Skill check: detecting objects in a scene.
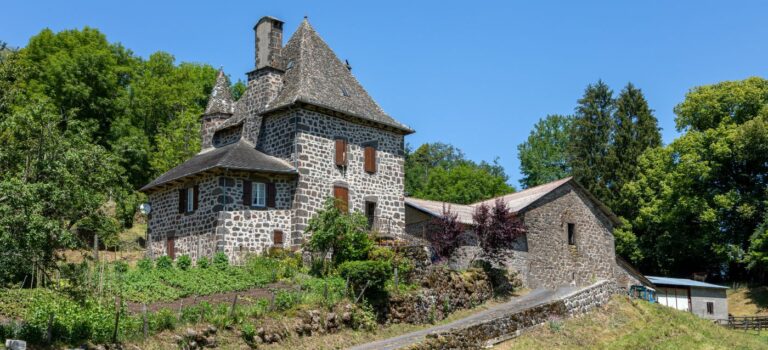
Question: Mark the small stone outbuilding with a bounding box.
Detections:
[405,177,646,290]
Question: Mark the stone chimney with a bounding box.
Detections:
[254,16,284,70]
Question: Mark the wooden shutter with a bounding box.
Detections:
[178,189,186,214]
[273,230,284,245]
[364,146,376,173]
[334,138,347,166]
[333,186,349,213]
[242,180,252,206]
[193,185,199,211]
[266,182,276,208]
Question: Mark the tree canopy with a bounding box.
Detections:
[405,142,514,204]
[517,114,572,188]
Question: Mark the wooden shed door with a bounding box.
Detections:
[167,237,176,259]
[333,186,349,213]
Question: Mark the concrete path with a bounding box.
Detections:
[349,285,580,350]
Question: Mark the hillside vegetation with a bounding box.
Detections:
[497,295,768,350]
[729,285,768,316]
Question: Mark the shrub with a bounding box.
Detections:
[241,323,256,342]
[213,252,229,269]
[152,308,177,332]
[274,290,301,311]
[306,198,374,272]
[176,255,192,270]
[137,258,153,271]
[368,246,394,262]
[338,260,393,302]
[155,256,173,269]
[114,261,128,274]
[196,257,210,269]
[265,246,290,259]
[351,303,377,331]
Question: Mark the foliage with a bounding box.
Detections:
[274,290,302,311]
[472,199,526,262]
[338,260,393,300]
[568,80,615,206]
[137,258,153,271]
[155,256,173,269]
[213,251,229,269]
[306,198,374,271]
[196,256,210,269]
[426,205,464,261]
[113,261,128,274]
[517,114,573,188]
[405,142,515,204]
[176,255,192,270]
[621,77,768,278]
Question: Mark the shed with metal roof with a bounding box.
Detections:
[646,276,729,320]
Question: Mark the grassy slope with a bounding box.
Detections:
[497,295,768,350]
[729,285,768,316]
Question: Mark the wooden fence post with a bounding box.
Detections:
[142,303,148,339]
[112,296,121,343]
[230,295,239,319]
[46,312,54,343]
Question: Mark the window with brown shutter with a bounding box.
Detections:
[242,180,252,206]
[273,230,284,246]
[364,146,376,173]
[178,189,186,214]
[333,186,349,213]
[167,236,175,259]
[267,182,276,208]
[334,138,347,166]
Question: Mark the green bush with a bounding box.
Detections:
[196,257,210,269]
[338,260,393,298]
[213,252,229,269]
[114,261,129,274]
[156,256,173,269]
[368,246,395,262]
[241,322,256,342]
[306,198,374,272]
[274,290,301,311]
[176,255,192,270]
[152,308,177,332]
[137,258,153,271]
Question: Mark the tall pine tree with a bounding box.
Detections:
[610,83,661,217]
[569,80,615,204]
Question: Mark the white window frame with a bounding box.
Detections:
[252,182,266,207]
[186,187,194,213]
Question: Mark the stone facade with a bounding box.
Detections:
[144,16,410,262]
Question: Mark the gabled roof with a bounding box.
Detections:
[204,70,235,116]
[404,177,621,226]
[263,19,413,134]
[140,140,296,192]
[646,276,729,290]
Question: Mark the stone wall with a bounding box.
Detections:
[212,123,243,148]
[201,114,230,150]
[521,182,617,288]
[290,108,406,245]
[408,280,619,350]
[216,209,292,264]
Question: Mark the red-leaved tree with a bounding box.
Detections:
[426,204,464,262]
[473,199,526,262]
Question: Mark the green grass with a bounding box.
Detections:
[496,295,768,350]
[729,284,768,316]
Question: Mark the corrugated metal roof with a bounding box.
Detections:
[405,197,475,225]
[645,276,728,289]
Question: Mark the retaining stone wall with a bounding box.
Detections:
[408,280,618,350]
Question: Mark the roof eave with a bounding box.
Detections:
[140,166,298,194]
[262,99,415,135]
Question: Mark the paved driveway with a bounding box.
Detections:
[349,285,580,350]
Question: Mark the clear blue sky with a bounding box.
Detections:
[3,1,767,188]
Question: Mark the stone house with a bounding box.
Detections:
[140,16,413,262]
[405,177,648,289]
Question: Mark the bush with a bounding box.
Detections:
[156,256,173,269]
[213,252,229,269]
[338,260,393,301]
[241,323,256,343]
[274,290,301,311]
[152,308,177,332]
[114,261,128,274]
[470,260,516,295]
[368,246,394,262]
[196,257,210,269]
[176,255,192,270]
[306,198,374,272]
[137,258,153,271]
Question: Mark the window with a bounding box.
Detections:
[364,145,377,174]
[178,185,198,213]
[567,223,576,245]
[273,230,284,246]
[365,201,376,228]
[252,182,266,207]
[706,302,714,315]
[187,188,194,213]
[335,138,347,166]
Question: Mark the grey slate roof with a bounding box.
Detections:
[405,177,621,226]
[263,19,413,134]
[204,70,235,116]
[140,140,296,192]
[646,276,729,289]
